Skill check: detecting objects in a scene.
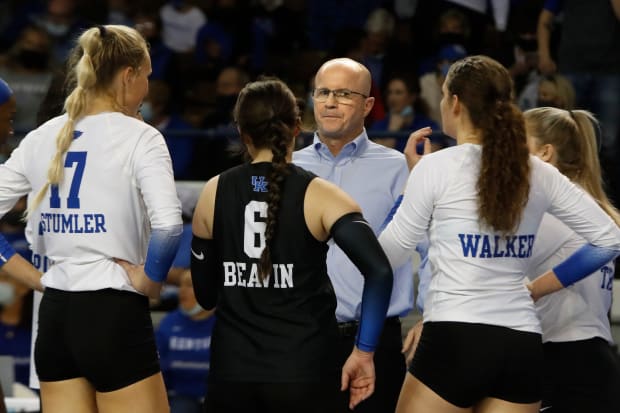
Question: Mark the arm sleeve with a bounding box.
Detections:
[553,244,619,286]
[330,212,393,352]
[144,225,183,282]
[190,235,219,310]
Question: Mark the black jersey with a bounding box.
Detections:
[210,162,339,382]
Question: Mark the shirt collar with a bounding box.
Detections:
[312,129,369,159]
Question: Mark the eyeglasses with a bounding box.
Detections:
[312,88,368,104]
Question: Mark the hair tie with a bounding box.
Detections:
[97,25,107,38]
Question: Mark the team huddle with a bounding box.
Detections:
[0,22,619,413]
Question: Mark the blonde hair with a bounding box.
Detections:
[27,25,147,217]
[524,107,620,226]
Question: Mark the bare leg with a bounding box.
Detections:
[396,372,472,413]
[40,378,97,413]
[474,397,540,413]
[96,372,169,413]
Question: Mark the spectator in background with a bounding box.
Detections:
[536,74,575,109]
[156,270,215,413]
[0,78,15,161]
[159,0,206,54]
[0,24,53,135]
[193,22,234,82]
[419,43,468,126]
[371,72,438,152]
[362,8,396,89]
[537,0,620,203]
[30,0,88,67]
[0,200,33,388]
[142,80,195,180]
[202,66,249,131]
[134,10,173,83]
[0,273,33,387]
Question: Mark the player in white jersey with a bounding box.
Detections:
[0,25,182,413]
[524,107,620,413]
[379,56,620,413]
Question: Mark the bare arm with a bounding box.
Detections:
[1,254,43,291]
[192,177,218,240]
[537,9,557,75]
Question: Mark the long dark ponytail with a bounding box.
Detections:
[233,79,299,280]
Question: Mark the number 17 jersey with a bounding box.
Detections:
[0,112,182,292]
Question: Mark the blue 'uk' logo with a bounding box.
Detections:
[251,176,268,192]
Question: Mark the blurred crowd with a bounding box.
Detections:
[1,0,601,180]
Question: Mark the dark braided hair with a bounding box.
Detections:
[233,79,299,280]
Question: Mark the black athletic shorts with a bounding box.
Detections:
[410,321,543,408]
[35,287,160,392]
[541,337,620,413]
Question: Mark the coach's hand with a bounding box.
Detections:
[341,346,375,410]
[115,259,162,299]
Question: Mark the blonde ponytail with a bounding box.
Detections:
[524,107,620,226]
[26,24,147,218]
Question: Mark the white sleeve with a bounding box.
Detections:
[0,134,33,215]
[541,161,620,250]
[379,157,436,269]
[133,130,182,229]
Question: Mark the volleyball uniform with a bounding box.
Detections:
[204,162,340,411]
[0,112,182,391]
[527,214,620,412]
[379,143,620,406]
[0,112,182,291]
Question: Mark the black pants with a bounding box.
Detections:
[336,317,406,413]
[541,338,620,413]
[203,379,340,413]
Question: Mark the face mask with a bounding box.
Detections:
[17,49,49,70]
[140,102,154,123]
[180,303,204,317]
[399,105,413,117]
[42,20,70,37]
[0,282,15,306]
[440,62,451,77]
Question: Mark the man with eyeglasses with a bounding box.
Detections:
[293,58,413,412]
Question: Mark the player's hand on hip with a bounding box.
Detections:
[341,346,376,410]
[115,258,162,299]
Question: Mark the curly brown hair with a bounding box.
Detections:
[446,55,530,234]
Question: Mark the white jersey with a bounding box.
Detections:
[0,112,182,292]
[379,143,620,333]
[527,214,614,343]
